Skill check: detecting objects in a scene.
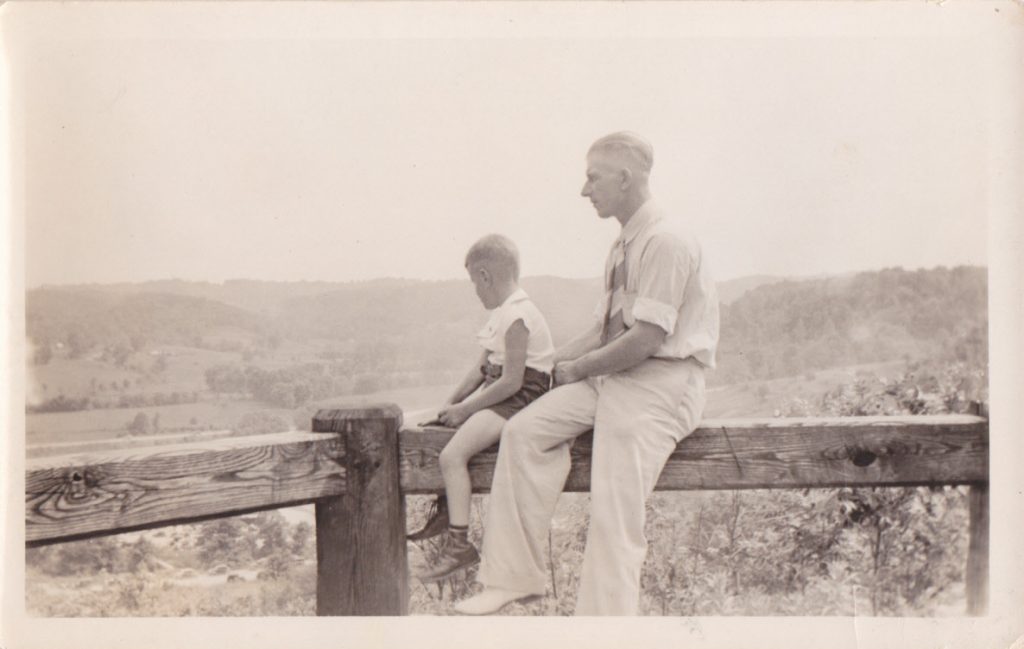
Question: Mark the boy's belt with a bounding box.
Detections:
[481,361,550,386]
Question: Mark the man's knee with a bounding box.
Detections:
[502,411,562,464]
[501,413,532,449]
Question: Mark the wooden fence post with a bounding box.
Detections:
[313,405,408,615]
[965,400,989,616]
[966,482,989,615]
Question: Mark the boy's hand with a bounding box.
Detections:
[438,403,471,428]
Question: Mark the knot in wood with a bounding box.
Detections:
[67,466,87,493]
[848,447,878,467]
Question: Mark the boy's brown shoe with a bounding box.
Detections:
[413,532,480,583]
[407,496,449,541]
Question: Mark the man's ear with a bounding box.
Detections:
[619,167,633,190]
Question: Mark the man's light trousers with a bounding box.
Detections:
[476,356,706,615]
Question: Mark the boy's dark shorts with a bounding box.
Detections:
[481,361,551,420]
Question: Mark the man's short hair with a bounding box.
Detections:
[588,131,654,176]
[465,234,520,282]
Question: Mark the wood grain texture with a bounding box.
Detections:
[26,431,346,545]
[400,415,989,493]
[24,407,989,618]
[967,483,989,615]
[27,429,241,459]
[313,406,407,616]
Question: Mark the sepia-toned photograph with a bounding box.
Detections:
[3,1,1022,648]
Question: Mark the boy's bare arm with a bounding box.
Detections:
[445,350,488,406]
[441,320,529,426]
[552,321,604,364]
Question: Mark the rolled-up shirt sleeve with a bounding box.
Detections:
[592,292,609,323]
[631,233,692,335]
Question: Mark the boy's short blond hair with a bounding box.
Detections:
[465,234,520,282]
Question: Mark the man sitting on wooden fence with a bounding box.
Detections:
[455,131,721,615]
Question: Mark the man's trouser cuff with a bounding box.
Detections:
[477,562,547,595]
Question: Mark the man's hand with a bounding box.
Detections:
[552,360,583,386]
[438,403,471,428]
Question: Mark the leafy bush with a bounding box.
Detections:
[27,394,92,413]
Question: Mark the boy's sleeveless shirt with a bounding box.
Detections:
[476,288,555,374]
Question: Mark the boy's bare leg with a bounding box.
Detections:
[415,410,508,584]
[439,409,507,526]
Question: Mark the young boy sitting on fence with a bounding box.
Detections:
[409,234,555,583]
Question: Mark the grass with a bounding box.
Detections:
[704,360,905,418]
[26,355,907,448]
[25,563,317,617]
[27,357,141,402]
[26,340,342,404]
[26,399,296,445]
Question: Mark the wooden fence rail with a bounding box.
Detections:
[26,405,989,616]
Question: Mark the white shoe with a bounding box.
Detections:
[452,588,540,615]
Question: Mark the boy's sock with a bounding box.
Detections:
[414,523,480,582]
[448,524,469,543]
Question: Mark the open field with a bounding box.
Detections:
[24,387,458,447]
[26,338,354,404]
[27,348,234,400]
[26,400,296,445]
[704,360,906,418]
[26,360,904,447]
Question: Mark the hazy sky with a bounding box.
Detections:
[6,3,999,287]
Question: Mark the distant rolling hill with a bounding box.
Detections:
[26,273,779,343]
[715,266,986,383]
[24,273,783,373]
[26,289,272,352]
[716,274,783,304]
[26,267,986,388]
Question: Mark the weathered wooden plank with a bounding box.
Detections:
[26,431,346,545]
[966,483,989,615]
[313,405,408,616]
[27,429,241,459]
[399,415,989,493]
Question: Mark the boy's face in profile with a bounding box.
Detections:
[467,262,501,310]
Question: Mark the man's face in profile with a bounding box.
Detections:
[581,150,624,220]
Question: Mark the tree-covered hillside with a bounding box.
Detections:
[715,266,986,384]
[26,290,273,360]
[26,266,986,393]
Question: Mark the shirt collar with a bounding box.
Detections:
[618,199,659,245]
[499,288,529,308]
